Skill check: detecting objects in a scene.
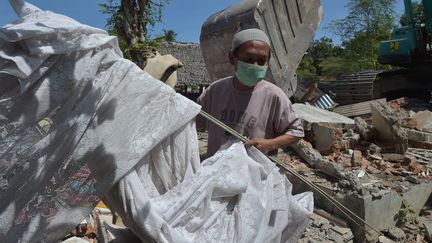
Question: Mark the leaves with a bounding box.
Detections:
[303,0,398,78]
[400,1,424,26]
[162,29,177,42]
[328,0,397,40]
[98,0,171,68]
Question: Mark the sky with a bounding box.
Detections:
[0,0,406,45]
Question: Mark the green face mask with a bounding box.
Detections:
[235,60,268,87]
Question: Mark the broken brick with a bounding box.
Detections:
[361,158,371,168]
[408,162,425,174]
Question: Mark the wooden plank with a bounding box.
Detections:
[331,98,387,117]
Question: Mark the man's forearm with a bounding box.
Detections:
[269,134,302,150]
[245,134,302,154]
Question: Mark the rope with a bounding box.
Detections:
[199,110,383,235]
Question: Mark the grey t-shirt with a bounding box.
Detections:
[197,76,304,157]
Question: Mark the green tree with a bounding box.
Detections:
[99,0,171,68]
[297,55,318,81]
[163,29,177,42]
[328,0,396,40]
[307,37,344,75]
[400,1,423,26]
[319,56,349,78]
[327,0,397,72]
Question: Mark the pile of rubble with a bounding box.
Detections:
[284,97,432,242]
[295,97,432,189]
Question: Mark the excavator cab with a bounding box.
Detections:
[378,0,432,67]
[374,0,432,100]
[378,25,417,65]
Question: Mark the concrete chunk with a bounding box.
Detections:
[311,123,344,154]
[293,103,355,131]
[411,110,432,133]
[371,103,408,153]
[291,139,363,193]
[423,220,432,241]
[402,128,432,149]
[354,117,377,141]
[386,226,406,241]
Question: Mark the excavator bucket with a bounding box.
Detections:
[200,0,323,97]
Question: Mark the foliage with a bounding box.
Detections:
[318,56,349,78]
[399,1,424,26]
[98,0,171,68]
[396,199,416,225]
[99,0,170,36]
[317,0,398,75]
[98,0,122,36]
[297,37,344,80]
[328,0,397,40]
[297,56,318,82]
[163,29,177,42]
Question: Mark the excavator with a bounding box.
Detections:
[376,0,432,100]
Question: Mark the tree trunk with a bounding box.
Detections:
[120,0,156,69]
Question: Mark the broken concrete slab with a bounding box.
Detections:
[309,124,360,155]
[402,127,432,149]
[311,123,353,155]
[293,103,355,131]
[291,139,363,193]
[300,210,354,243]
[354,117,377,141]
[311,123,339,154]
[386,226,406,241]
[287,167,432,243]
[371,103,408,153]
[423,220,432,241]
[412,110,432,133]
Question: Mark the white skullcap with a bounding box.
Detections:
[231,28,271,51]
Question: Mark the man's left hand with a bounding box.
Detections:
[245,138,277,154]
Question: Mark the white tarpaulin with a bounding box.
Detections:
[106,142,313,243]
[0,1,313,242]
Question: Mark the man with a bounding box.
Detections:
[197,27,304,157]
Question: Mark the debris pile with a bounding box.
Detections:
[298,211,354,243]
[286,97,432,242]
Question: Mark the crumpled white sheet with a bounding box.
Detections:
[106,137,313,243]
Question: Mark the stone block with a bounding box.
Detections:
[423,220,432,241]
[386,226,406,241]
[311,123,338,154]
[354,117,377,141]
[402,128,432,149]
[287,173,432,243]
[371,103,408,153]
[293,104,355,131]
[411,110,432,133]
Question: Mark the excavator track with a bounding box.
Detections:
[319,69,432,105]
[373,68,432,101]
[318,71,378,105]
